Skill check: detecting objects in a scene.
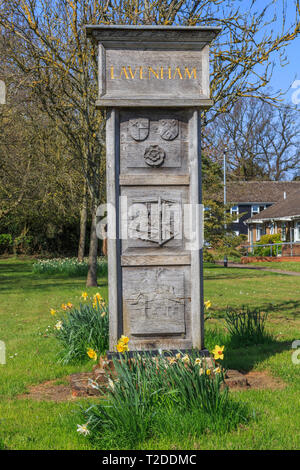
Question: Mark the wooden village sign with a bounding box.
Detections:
[86,25,220,355]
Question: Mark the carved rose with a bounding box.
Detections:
[144,145,165,167]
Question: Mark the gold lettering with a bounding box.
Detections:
[184,67,197,79]
[148,67,159,79]
[173,67,183,79]
[120,67,129,79]
[110,65,197,80]
[128,66,138,79]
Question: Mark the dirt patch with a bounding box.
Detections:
[18,378,74,402]
[17,373,100,402]
[226,369,286,391]
[17,368,286,402]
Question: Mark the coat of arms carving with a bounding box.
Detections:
[129,118,150,141]
[159,119,179,141]
[144,145,165,167]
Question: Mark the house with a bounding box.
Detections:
[245,191,300,254]
[205,181,300,237]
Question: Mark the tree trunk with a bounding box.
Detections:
[78,181,87,261]
[102,237,107,257]
[86,202,98,287]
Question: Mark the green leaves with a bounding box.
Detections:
[53,300,109,363]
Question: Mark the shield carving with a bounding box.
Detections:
[129,118,149,141]
[159,119,179,141]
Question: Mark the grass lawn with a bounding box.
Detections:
[0,257,300,450]
[245,261,300,272]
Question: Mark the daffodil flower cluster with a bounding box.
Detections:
[116,335,130,353]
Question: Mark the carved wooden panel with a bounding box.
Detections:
[101,48,208,103]
[120,109,189,175]
[121,187,188,254]
[122,267,190,338]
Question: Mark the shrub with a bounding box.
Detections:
[0,234,13,254]
[53,296,109,363]
[13,233,33,254]
[253,233,282,257]
[224,306,271,346]
[33,257,108,277]
[80,349,250,449]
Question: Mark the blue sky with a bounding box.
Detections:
[244,0,299,104]
[268,3,299,104]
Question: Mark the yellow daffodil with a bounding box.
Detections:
[54,320,63,331]
[199,368,204,376]
[169,357,177,365]
[50,308,56,316]
[101,311,106,317]
[61,303,68,311]
[94,292,103,302]
[182,354,190,364]
[67,302,73,309]
[81,292,88,301]
[120,335,129,344]
[214,367,221,374]
[175,352,181,360]
[116,342,125,353]
[206,369,211,376]
[116,336,130,353]
[194,358,202,365]
[212,345,225,360]
[204,300,211,310]
[87,348,97,361]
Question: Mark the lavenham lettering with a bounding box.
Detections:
[110,65,197,80]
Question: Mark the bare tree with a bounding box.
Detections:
[0,0,299,283]
[205,97,300,180]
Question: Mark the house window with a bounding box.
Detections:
[281,223,286,241]
[251,205,259,216]
[296,222,300,242]
[251,205,266,216]
[256,226,262,241]
[230,205,239,222]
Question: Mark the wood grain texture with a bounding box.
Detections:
[121,255,191,266]
[122,266,190,340]
[96,99,213,108]
[119,175,190,186]
[106,109,119,350]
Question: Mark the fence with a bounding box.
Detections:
[241,241,300,258]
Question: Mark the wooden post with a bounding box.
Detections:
[86,25,220,355]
